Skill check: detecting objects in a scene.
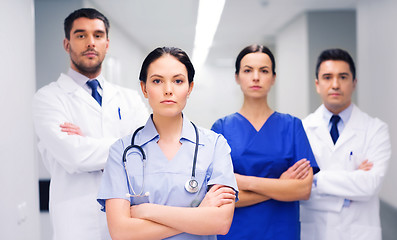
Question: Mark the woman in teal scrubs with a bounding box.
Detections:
[98,47,238,240]
[212,44,319,240]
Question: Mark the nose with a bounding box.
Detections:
[87,35,96,48]
[164,82,173,96]
[253,70,259,82]
[331,77,340,89]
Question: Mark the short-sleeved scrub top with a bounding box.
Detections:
[212,112,319,240]
[98,115,238,240]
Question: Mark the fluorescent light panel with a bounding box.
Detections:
[192,0,226,70]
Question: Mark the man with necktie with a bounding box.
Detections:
[300,48,391,240]
[32,8,148,240]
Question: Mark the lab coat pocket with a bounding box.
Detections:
[350,152,366,170]
[116,109,135,135]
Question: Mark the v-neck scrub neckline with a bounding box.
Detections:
[235,111,276,133]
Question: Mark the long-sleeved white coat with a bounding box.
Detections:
[300,104,391,240]
[33,73,148,240]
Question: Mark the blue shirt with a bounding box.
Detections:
[212,112,319,240]
[322,104,353,134]
[67,68,104,96]
[98,115,238,240]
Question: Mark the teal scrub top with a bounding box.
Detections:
[98,115,238,240]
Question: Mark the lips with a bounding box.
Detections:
[83,50,98,57]
[250,86,262,89]
[329,92,341,97]
[161,100,176,104]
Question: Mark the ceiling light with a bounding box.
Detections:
[192,0,226,71]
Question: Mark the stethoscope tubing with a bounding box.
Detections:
[190,122,199,178]
[123,121,199,197]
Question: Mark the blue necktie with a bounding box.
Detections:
[330,115,341,144]
[86,80,102,106]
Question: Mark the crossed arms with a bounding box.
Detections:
[235,159,314,207]
[105,185,236,240]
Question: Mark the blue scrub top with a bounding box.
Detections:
[212,112,319,240]
[98,115,238,240]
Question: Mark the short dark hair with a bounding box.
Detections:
[64,8,110,40]
[235,44,276,75]
[316,48,356,80]
[139,47,195,84]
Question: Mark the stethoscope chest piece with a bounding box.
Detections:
[185,178,199,193]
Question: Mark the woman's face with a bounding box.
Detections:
[236,52,275,99]
[141,55,193,118]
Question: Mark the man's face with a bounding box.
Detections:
[63,17,109,78]
[316,60,356,114]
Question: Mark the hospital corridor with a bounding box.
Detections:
[1,0,397,239]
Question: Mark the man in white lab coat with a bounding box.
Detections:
[300,48,391,240]
[32,8,148,240]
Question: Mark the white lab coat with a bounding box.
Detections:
[300,104,391,240]
[33,73,148,240]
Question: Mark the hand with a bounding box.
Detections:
[199,185,236,208]
[60,122,84,136]
[358,159,373,171]
[280,159,310,180]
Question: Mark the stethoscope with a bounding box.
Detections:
[123,121,200,198]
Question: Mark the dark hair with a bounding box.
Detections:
[64,8,110,40]
[139,47,195,84]
[235,44,276,75]
[316,48,356,80]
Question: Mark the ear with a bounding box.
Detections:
[271,73,276,86]
[235,73,240,85]
[105,38,109,53]
[187,81,194,97]
[353,78,357,89]
[315,79,320,94]
[63,38,70,53]
[140,81,148,98]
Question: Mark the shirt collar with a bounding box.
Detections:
[322,103,353,125]
[180,115,199,144]
[137,114,199,146]
[67,68,104,89]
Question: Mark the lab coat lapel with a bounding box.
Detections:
[307,106,335,151]
[334,105,362,149]
[57,73,102,112]
[101,80,119,106]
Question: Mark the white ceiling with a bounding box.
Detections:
[90,0,359,67]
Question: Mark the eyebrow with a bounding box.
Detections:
[173,74,186,78]
[73,29,86,35]
[72,29,106,35]
[149,74,163,79]
[149,74,186,78]
[321,72,350,77]
[243,65,270,69]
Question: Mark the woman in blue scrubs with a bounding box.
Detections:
[212,44,319,240]
[97,47,238,240]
